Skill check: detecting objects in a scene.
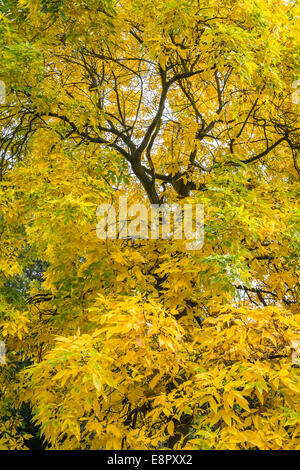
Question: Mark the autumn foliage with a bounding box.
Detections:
[0,0,299,450]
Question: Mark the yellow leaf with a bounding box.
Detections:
[167,420,174,436]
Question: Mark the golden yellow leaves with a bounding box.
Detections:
[199,305,300,364]
[15,293,193,448]
[1,310,30,341]
[167,420,174,436]
[187,360,299,449]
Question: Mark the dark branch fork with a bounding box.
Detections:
[1,27,297,201]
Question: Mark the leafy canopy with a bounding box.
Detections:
[0,0,299,450]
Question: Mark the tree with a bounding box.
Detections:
[0,0,299,450]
